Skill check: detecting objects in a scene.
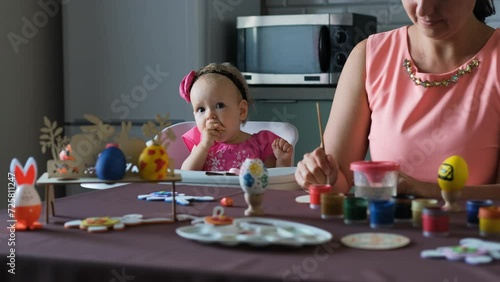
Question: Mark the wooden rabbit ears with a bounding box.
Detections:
[10,157,37,186]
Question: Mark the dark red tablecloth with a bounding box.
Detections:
[1,183,499,282]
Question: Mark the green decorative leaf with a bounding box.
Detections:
[40,127,50,133]
[40,134,50,140]
[51,120,58,130]
[41,145,46,154]
[44,116,51,128]
[54,127,63,136]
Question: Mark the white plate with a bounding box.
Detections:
[341,232,410,250]
[176,217,332,247]
[175,167,300,190]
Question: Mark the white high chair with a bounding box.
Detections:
[159,121,299,169]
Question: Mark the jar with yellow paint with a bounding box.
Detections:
[478,206,500,237]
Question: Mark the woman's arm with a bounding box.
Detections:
[398,172,500,200]
[295,40,371,194]
[323,40,372,194]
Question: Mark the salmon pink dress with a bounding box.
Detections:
[365,26,499,184]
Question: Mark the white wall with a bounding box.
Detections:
[264,0,500,30]
[0,0,64,209]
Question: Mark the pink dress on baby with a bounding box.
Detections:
[182,127,279,171]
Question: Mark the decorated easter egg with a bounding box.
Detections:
[437,155,469,191]
[239,158,268,194]
[138,144,169,180]
[95,144,127,180]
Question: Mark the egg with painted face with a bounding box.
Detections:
[437,155,468,191]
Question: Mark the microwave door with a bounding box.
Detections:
[239,16,331,85]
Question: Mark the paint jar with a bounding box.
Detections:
[321,193,344,219]
[369,200,395,229]
[422,207,449,237]
[466,200,493,227]
[350,161,399,201]
[308,184,332,210]
[411,199,439,227]
[393,194,415,222]
[478,206,500,237]
[343,197,368,224]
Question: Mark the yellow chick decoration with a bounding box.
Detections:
[437,155,469,191]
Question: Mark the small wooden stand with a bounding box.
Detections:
[36,172,182,224]
[441,189,462,212]
[244,193,265,216]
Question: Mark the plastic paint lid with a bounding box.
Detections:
[478,206,500,219]
[422,206,448,216]
[350,161,399,172]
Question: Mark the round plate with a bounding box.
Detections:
[341,232,410,250]
[295,195,310,203]
[176,217,332,247]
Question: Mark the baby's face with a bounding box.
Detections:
[190,75,247,143]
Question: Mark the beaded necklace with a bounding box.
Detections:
[403,59,480,88]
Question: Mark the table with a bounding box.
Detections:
[1,183,499,282]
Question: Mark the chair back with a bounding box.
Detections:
[158,121,299,169]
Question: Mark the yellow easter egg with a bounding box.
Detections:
[437,155,468,191]
[138,144,169,180]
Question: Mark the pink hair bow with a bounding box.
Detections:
[179,70,196,103]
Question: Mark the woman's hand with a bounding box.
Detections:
[272,138,293,167]
[397,172,441,199]
[295,147,339,190]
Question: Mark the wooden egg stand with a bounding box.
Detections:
[37,114,182,223]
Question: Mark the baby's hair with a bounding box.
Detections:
[195,62,251,104]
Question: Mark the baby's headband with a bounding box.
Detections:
[179,69,248,103]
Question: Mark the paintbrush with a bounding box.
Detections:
[316,102,330,185]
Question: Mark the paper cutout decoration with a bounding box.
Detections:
[9,157,43,231]
[64,214,170,233]
[190,206,234,226]
[421,237,500,265]
[138,191,214,206]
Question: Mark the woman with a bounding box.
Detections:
[295,0,499,199]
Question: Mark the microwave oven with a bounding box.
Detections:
[236,13,377,85]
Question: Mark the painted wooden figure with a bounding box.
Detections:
[9,157,43,230]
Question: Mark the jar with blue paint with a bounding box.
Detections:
[369,200,395,229]
[466,200,493,227]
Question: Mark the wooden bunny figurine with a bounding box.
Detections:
[10,157,43,230]
[115,121,146,169]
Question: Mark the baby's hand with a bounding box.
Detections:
[272,138,293,167]
[200,122,225,148]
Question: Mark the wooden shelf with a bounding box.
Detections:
[36,172,182,185]
[36,172,182,224]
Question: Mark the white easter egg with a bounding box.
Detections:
[239,158,269,194]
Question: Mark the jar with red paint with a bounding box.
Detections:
[422,207,450,237]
